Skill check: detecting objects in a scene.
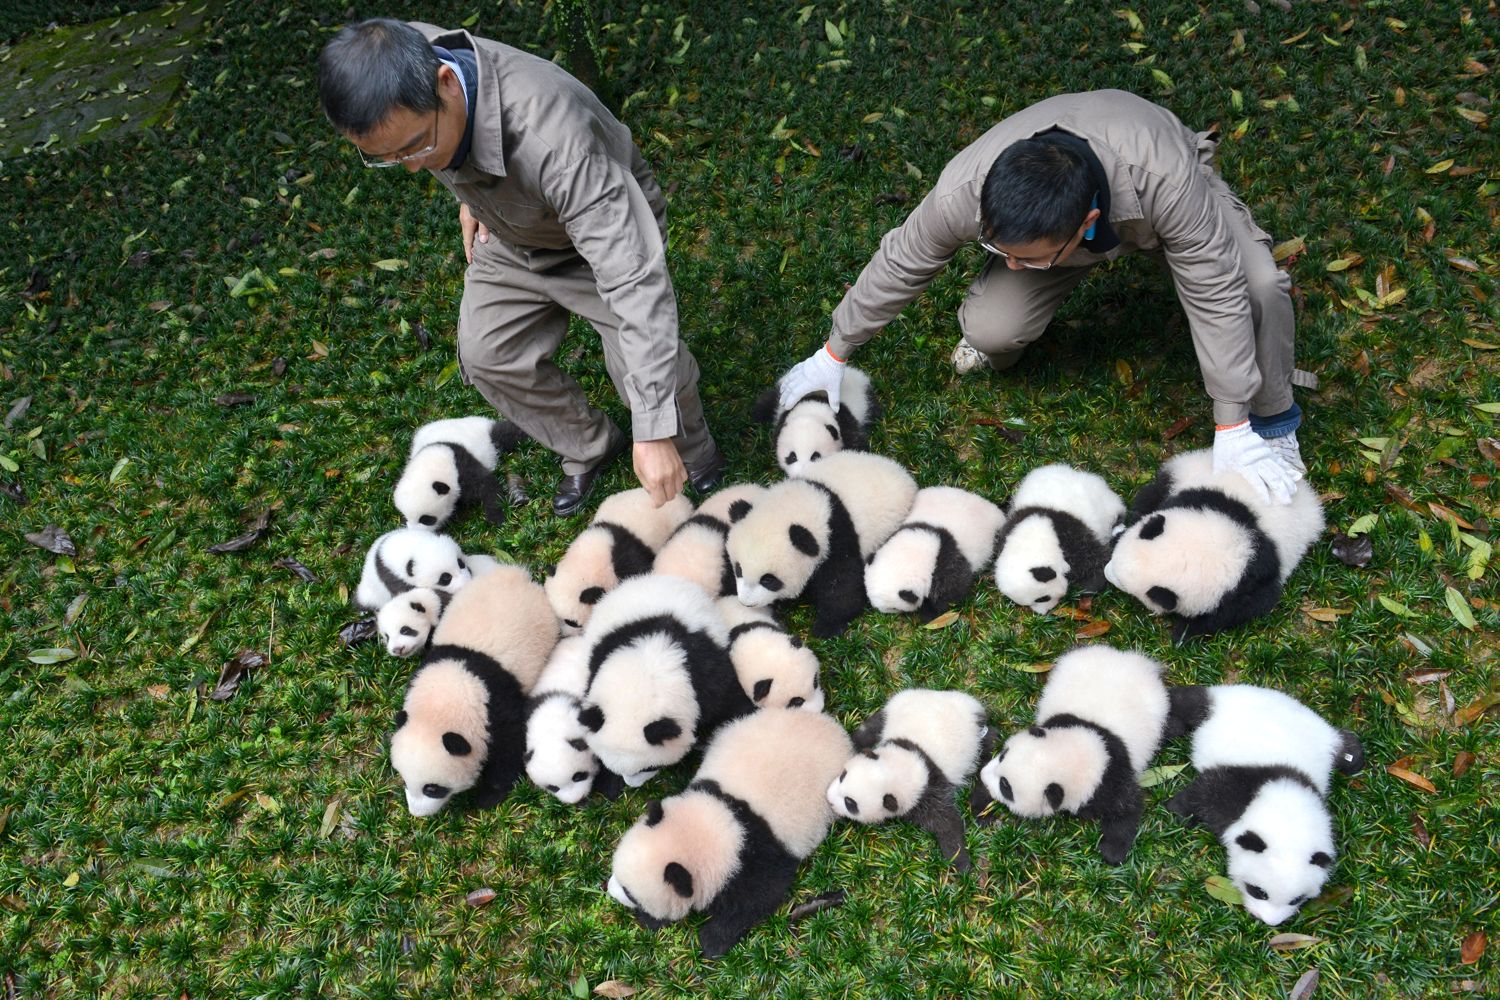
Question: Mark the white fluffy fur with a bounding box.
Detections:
[395,417,504,529]
[867,487,1006,614]
[993,515,1071,613]
[1225,780,1336,926]
[714,598,822,711]
[607,709,852,921]
[994,465,1123,615]
[390,660,490,816]
[777,367,874,477]
[355,528,472,610]
[827,689,987,822]
[377,587,445,657]
[1190,686,1345,795]
[429,564,558,690]
[1105,508,1255,616]
[979,646,1168,817]
[546,489,695,634]
[1009,464,1125,542]
[411,416,504,464]
[525,636,597,804]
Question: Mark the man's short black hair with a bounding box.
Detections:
[318,18,441,137]
[980,137,1095,246]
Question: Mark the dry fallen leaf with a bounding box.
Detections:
[214,391,256,407]
[1303,607,1350,623]
[1461,930,1487,964]
[24,524,78,556]
[1455,691,1500,726]
[1386,764,1437,794]
[924,610,960,630]
[1162,416,1193,441]
[1453,751,1476,778]
[274,557,318,583]
[207,509,273,554]
[1075,620,1112,639]
[338,617,379,647]
[1412,812,1431,849]
[465,887,497,907]
[1289,969,1319,1000]
[593,982,636,999]
[1269,933,1322,951]
[205,649,269,701]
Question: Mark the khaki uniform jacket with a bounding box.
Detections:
[829,90,1274,422]
[414,24,681,439]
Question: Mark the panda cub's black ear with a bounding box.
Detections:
[1147,586,1178,611]
[432,481,451,495]
[825,424,839,441]
[405,559,416,577]
[579,705,605,732]
[1139,513,1167,540]
[663,861,694,899]
[645,799,665,826]
[788,524,820,557]
[442,731,473,756]
[1310,851,1333,868]
[1028,726,1047,738]
[1236,831,1267,853]
[643,717,682,745]
[752,679,772,701]
[394,709,409,729]
[882,794,898,813]
[1044,783,1064,810]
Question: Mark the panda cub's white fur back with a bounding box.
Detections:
[801,451,917,559]
[546,488,696,634]
[356,528,473,610]
[654,484,769,598]
[993,464,1124,615]
[1010,464,1124,542]
[865,486,1006,620]
[1190,686,1345,794]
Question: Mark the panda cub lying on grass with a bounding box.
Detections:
[355,527,474,610]
[992,464,1124,615]
[393,415,527,530]
[753,365,879,477]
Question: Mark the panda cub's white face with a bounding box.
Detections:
[980,727,1106,818]
[1224,781,1335,926]
[994,517,1070,614]
[778,403,842,477]
[1104,510,1250,617]
[525,696,599,804]
[725,485,831,607]
[826,748,923,822]
[608,794,743,925]
[376,588,442,657]
[395,444,462,529]
[865,529,940,614]
[580,631,699,786]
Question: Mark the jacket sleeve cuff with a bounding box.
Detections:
[827,331,862,360]
[631,403,680,442]
[1213,399,1251,426]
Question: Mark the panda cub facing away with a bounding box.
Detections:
[1162,684,1364,926]
[389,564,559,816]
[546,487,696,635]
[355,527,474,610]
[992,464,1125,615]
[1105,448,1325,642]
[826,688,993,871]
[715,598,823,712]
[524,636,624,804]
[394,416,527,530]
[972,645,1170,864]
[607,707,853,958]
[753,365,879,477]
[865,486,1007,622]
[654,484,769,598]
[727,451,918,637]
[578,574,754,788]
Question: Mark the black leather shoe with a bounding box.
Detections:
[687,448,727,494]
[554,437,628,517]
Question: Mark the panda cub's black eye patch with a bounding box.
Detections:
[728,500,752,523]
[784,452,797,466]
[1030,566,1057,583]
[753,679,772,701]
[432,481,451,495]
[1244,884,1269,901]
[568,738,588,751]
[442,732,473,756]
[419,515,437,526]
[844,796,859,815]
[571,771,589,783]
[998,777,1013,801]
[400,626,418,637]
[898,589,918,605]
[579,586,605,605]
[759,573,784,592]
[421,783,451,799]
[809,451,822,461]
[882,794,898,812]
[825,424,839,440]
[1139,513,1166,540]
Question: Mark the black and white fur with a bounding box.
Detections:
[752,365,879,477]
[390,564,559,815]
[578,574,754,787]
[992,464,1124,615]
[1104,449,1325,642]
[355,527,473,610]
[377,586,450,658]
[972,646,1170,864]
[865,486,1006,621]
[726,451,917,637]
[827,689,993,871]
[1162,684,1364,925]
[607,707,853,957]
[715,598,823,712]
[524,636,624,804]
[653,484,768,598]
[394,416,527,530]
[546,488,696,634]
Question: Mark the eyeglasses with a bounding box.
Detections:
[977,236,1071,270]
[357,106,439,169]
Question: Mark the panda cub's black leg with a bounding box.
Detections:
[1096,797,1144,866]
[909,787,970,872]
[969,780,998,826]
[592,767,626,801]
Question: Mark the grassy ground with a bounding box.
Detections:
[2,1,1497,997]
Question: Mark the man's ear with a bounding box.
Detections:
[437,63,464,101]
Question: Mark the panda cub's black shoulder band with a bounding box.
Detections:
[1038,713,1133,818]
[374,547,413,602]
[727,620,781,643]
[424,644,525,703]
[689,779,799,861]
[598,523,657,580]
[586,615,699,682]
[1160,487,1264,535]
[884,737,939,781]
[681,513,730,538]
[1164,686,1212,741]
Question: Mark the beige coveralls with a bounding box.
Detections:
[828,89,1299,427]
[414,24,715,475]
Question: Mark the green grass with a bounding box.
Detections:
[2,1,1497,997]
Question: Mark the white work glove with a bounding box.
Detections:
[777,343,845,412]
[1265,429,1307,475]
[1212,420,1302,505]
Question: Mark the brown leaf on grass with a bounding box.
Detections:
[1455,691,1500,725]
[1303,607,1350,623]
[1383,483,1424,513]
[1269,933,1322,951]
[1427,503,1474,529]
[338,616,378,647]
[1411,812,1431,848]
[971,418,1025,443]
[1162,416,1193,441]
[924,610,960,630]
[214,391,256,407]
[272,357,288,377]
[207,509,273,554]
[1302,885,1354,917]
[788,889,846,923]
[1075,620,1112,639]
[412,322,432,351]
[873,190,910,206]
[25,525,77,556]
[1288,969,1319,1000]
[274,557,318,583]
[1329,532,1373,567]
[593,982,636,999]
[1381,154,1395,177]
[1478,439,1500,464]
[464,887,497,907]
[1406,669,1451,685]
[204,649,269,701]
[1461,931,1487,964]
[1447,256,1482,273]
[1386,764,1437,794]
[4,396,31,429]
[1453,751,1476,778]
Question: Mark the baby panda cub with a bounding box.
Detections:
[715,598,823,711]
[1163,684,1364,926]
[827,688,993,871]
[377,587,449,658]
[654,484,769,598]
[546,487,695,635]
[972,645,1170,864]
[1105,448,1325,642]
[524,636,624,804]
[608,708,853,958]
[390,564,559,815]
[993,464,1125,615]
[355,527,473,610]
[753,365,879,477]
[394,416,527,530]
[865,486,1007,622]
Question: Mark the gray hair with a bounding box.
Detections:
[318,18,440,137]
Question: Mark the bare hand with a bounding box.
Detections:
[633,439,687,507]
[460,203,489,263]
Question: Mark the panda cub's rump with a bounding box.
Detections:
[866,486,1006,621]
[607,708,853,957]
[1163,684,1364,926]
[973,646,1169,864]
[654,484,769,598]
[826,688,993,870]
[394,416,527,530]
[992,464,1124,615]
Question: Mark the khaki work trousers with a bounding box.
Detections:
[457,238,715,476]
[957,177,1297,420]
